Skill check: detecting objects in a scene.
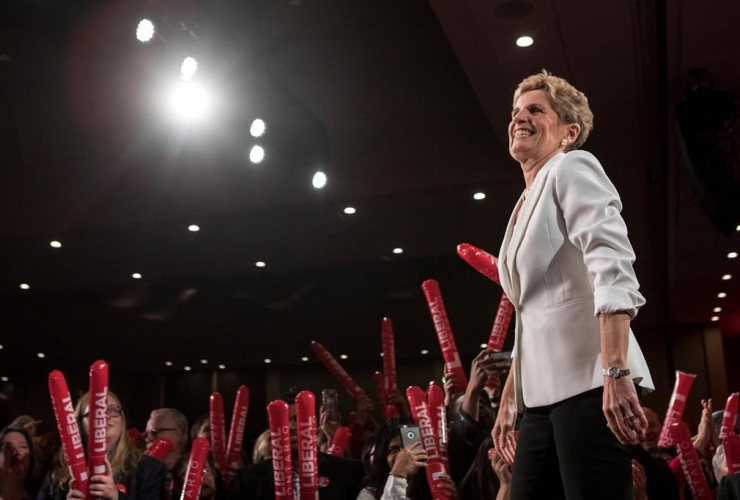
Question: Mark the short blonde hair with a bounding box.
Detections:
[513,70,594,151]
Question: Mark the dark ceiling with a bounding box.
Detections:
[0,0,738,376]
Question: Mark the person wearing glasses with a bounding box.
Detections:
[38,391,166,500]
[143,409,188,474]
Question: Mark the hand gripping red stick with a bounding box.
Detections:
[406,386,445,500]
[724,434,740,474]
[720,392,739,439]
[374,371,389,409]
[426,383,449,471]
[295,391,319,499]
[209,393,227,473]
[421,280,468,393]
[88,361,109,479]
[327,427,352,457]
[267,401,295,500]
[310,341,365,398]
[180,438,209,500]
[658,371,696,447]
[488,293,514,352]
[381,318,398,392]
[224,386,249,486]
[456,243,500,284]
[668,422,712,500]
[49,371,89,498]
[144,439,173,461]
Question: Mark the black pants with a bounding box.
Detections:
[510,387,633,500]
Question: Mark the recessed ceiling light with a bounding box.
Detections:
[37,353,46,359]
[249,145,265,164]
[340,354,348,360]
[132,273,142,279]
[421,349,429,355]
[218,364,226,369]
[19,284,30,290]
[165,361,173,367]
[255,261,266,268]
[180,57,198,81]
[50,241,62,248]
[343,206,356,215]
[0,345,4,350]
[393,248,404,254]
[380,352,384,357]
[312,171,327,189]
[264,358,272,364]
[0,377,8,382]
[729,252,738,259]
[737,224,740,232]
[136,19,155,43]
[480,343,487,349]
[188,224,200,232]
[516,36,534,47]
[184,366,192,371]
[200,359,208,364]
[714,307,722,313]
[473,192,486,200]
[711,316,720,322]
[301,356,309,362]
[722,274,732,281]
[718,292,727,298]
[250,119,266,138]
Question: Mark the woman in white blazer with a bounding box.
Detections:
[490,71,654,499]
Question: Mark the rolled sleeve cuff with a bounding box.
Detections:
[594,286,646,320]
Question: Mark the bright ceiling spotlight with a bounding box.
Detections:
[218,364,226,369]
[728,252,738,259]
[340,354,348,359]
[180,57,198,81]
[0,377,8,382]
[380,353,384,357]
[132,273,142,279]
[250,119,266,138]
[421,349,429,355]
[37,353,46,359]
[184,366,192,371]
[168,82,213,123]
[188,224,200,232]
[393,248,404,254]
[165,361,173,366]
[714,307,722,313]
[255,261,266,268]
[19,284,30,290]
[343,206,356,215]
[249,145,265,164]
[264,358,272,364]
[136,19,155,43]
[711,316,720,322]
[312,171,327,189]
[301,357,309,362]
[722,274,733,281]
[737,224,740,231]
[480,343,487,349]
[50,241,62,248]
[474,192,486,200]
[718,292,727,298]
[200,359,208,364]
[516,36,534,47]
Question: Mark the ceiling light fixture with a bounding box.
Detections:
[37,353,46,359]
[250,119,266,138]
[264,358,272,364]
[718,292,727,298]
[136,19,155,42]
[249,145,265,164]
[180,57,198,81]
[711,316,720,322]
[312,171,327,189]
[480,343,487,349]
[50,241,62,248]
[0,377,8,382]
[728,252,738,259]
[516,36,534,47]
[184,366,192,371]
[132,273,142,279]
[169,82,213,123]
[380,353,384,357]
[393,248,404,254]
[421,349,429,355]
[255,261,266,268]
[19,284,30,290]
[0,345,4,350]
[473,192,486,200]
[340,354,348,360]
[301,357,309,362]
[714,307,722,313]
[165,361,173,366]
[218,364,226,369]
[722,274,732,281]
[200,359,208,364]
[343,206,356,215]
[188,224,200,232]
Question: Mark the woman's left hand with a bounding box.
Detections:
[603,377,647,445]
[88,459,120,500]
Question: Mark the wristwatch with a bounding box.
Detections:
[602,366,630,379]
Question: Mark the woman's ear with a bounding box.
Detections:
[568,123,581,144]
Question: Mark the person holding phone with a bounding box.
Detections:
[492,70,654,499]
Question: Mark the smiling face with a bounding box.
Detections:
[509,89,579,167]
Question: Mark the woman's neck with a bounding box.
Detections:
[519,148,563,189]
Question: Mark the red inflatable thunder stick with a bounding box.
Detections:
[88,361,109,478]
[668,422,712,500]
[421,280,468,394]
[382,318,398,393]
[658,371,697,447]
[295,391,319,500]
[311,341,365,398]
[180,438,210,500]
[724,434,740,475]
[328,427,352,457]
[224,386,249,485]
[456,243,500,284]
[144,439,173,461]
[720,392,739,439]
[49,371,89,498]
[209,393,227,473]
[374,371,388,408]
[488,293,514,352]
[267,401,295,500]
[384,405,400,420]
[426,383,449,471]
[407,386,446,500]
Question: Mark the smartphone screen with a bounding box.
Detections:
[321,389,339,421]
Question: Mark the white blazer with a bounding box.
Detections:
[498,151,654,410]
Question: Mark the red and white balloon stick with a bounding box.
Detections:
[267,401,295,499]
[327,427,352,457]
[382,318,398,393]
[668,422,711,500]
[144,439,173,461]
[724,433,740,475]
[295,391,319,500]
[49,371,89,497]
[658,371,696,447]
[209,393,227,473]
[374,371,388,408]
[224,386,249,485]
[407,386,445,500]
[180,438,210,500]
[426,383,449,471]
[488,293,514,352]
[720,392,739,439]
[88,361,109,478]
[311,341,365,397]
[456,243,500,284]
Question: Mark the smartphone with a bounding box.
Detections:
[489,351,513,369]
[321,389,339,422]
[400,425,421,448]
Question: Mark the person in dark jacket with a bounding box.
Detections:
[38,390,166,500]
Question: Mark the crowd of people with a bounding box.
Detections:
[0,350,736,500]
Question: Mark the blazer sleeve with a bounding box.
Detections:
[553,151,646,319]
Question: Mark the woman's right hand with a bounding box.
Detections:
[491,367,517,463]
[390,442,428,479]
[66,479,84,500]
